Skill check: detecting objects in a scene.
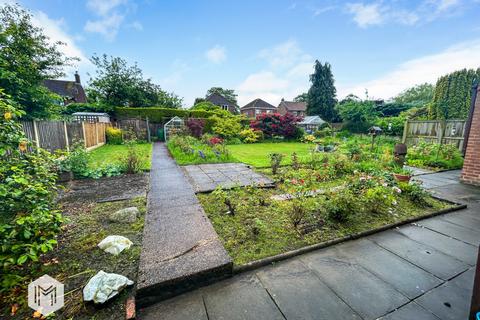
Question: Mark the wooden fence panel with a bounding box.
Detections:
[403,119,466,150]
[36,121,68,153]
[117,119,149,140]
[66,122,83,145]
[83,123,97,148]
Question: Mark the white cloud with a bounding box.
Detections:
[30,10,92,78]
[205,45,227,64]
[346,3,384,28]
[160,59,189,86]
[236,40,313,106]
[85,13,124,41]
[313,6,335,16]
[436,0,460,12]
[338,38,480,100]
[84,0,137,41]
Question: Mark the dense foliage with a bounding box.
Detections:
[190,101,222,111]
[336,100,379,133]
[115,107,220,123]
[250,113,302,139]
[87,54,183,108]
[430,68,480,119]
[307,60,338,121]
[0,91,63,290]
[393,83,434,108]
[0,4,73,119]
[406,141,463,170]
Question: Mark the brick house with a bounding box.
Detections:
[461,84,480,185]
[240,98,277,118]
[43,72,87,105]
[277,99,307,117]
[205,93,239,114]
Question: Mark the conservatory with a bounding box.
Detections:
[297,116,326,133]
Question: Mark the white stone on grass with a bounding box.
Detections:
[109,207,139,223]
[83,270,134,304]
[98,235,133,255]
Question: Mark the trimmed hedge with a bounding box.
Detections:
[114,107,220,123]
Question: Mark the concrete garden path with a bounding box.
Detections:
[136,143,232,306]
[139,169,480,320]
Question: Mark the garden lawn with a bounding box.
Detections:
[88,143,152,171]
[227,142,313,167]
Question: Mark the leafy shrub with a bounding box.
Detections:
[120,140,144,174]
[186,118,206,138]
[375,116,405,136]
[270,153,284,175]
[106,126,123,144]
[336,100,379,133]
[0,91,63,290]
[364,186,396,214]
[59,141,90,178]
[398,181,429,206]
[314,127,332,138]
[325,189,358,222]
[240,128,263,143]
[210,115,242,139]
[250,113,302,139]
[407,141,463,170]
[302,134,316,143]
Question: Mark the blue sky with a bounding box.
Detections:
[6,0,480,107]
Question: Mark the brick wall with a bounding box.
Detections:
[461,86,480,185]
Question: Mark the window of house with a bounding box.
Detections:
[222,104,229,110]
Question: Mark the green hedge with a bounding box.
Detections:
[114,107,220,123]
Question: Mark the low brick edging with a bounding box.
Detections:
[233,198,466,275]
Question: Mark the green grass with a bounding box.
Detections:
[88,143,153,171]
[227,142,314,167]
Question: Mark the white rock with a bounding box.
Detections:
[83,270,134,304]
[98,235,133,255]
[109,207,139,223]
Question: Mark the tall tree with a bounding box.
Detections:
[293,93,308,102]
[87,54,182,108]
[206,87,238,105]
[306,60,338,121]
[430,68,480,119]
[0,4,74,119]
[394,83,434,107]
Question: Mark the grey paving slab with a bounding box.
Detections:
[182,163,274,193]
[336,239,442,299]
[379,302,441,320]
[202,273,285,320]
[369,230,468,280]
[418,218,480,246]
[137,143,232,306]
[139,290,208,320]
[441,212,480,232]
[415,273,472,320]
[300,247,409,320]
[397,224,477,265]
[256,259,361,320]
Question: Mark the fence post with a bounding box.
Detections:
[146,117,151,142]
[94,122,99,146]
[32,119,41,150]
[63,121,70,152]
[402,119,409,143]
[438,120,446,144]
[81,121,87,148]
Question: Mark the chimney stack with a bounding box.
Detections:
[74,71,81,84]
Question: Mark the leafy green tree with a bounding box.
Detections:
[306,60,338,121]
[394,83,434,107]
[0,4,74,119]
[336,100,378,133]
[294,93,308,102]
[87,54,182,108]
[190,101,221,111]
[206,87,238,105]
[430,68,480,119]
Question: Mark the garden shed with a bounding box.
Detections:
[297,116,325,133]
[72,112,110,123]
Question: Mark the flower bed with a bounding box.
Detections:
[198,152,456,265]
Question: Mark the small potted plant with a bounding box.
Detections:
[392,166,413,182]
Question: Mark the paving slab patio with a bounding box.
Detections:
[182,163,274,193]
[138,170,480,320]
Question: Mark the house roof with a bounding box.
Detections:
[298,115,325,125]
[205,93,235,106]
[279,100,306,111]
[43,79,87,103]
[241,98,276,110]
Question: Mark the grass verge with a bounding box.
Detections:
[88,143,153,171]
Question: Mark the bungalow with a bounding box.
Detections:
[277,99,307,117]
[205,93,239,114]
[240,98,277,118]
[43,72,87,105]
